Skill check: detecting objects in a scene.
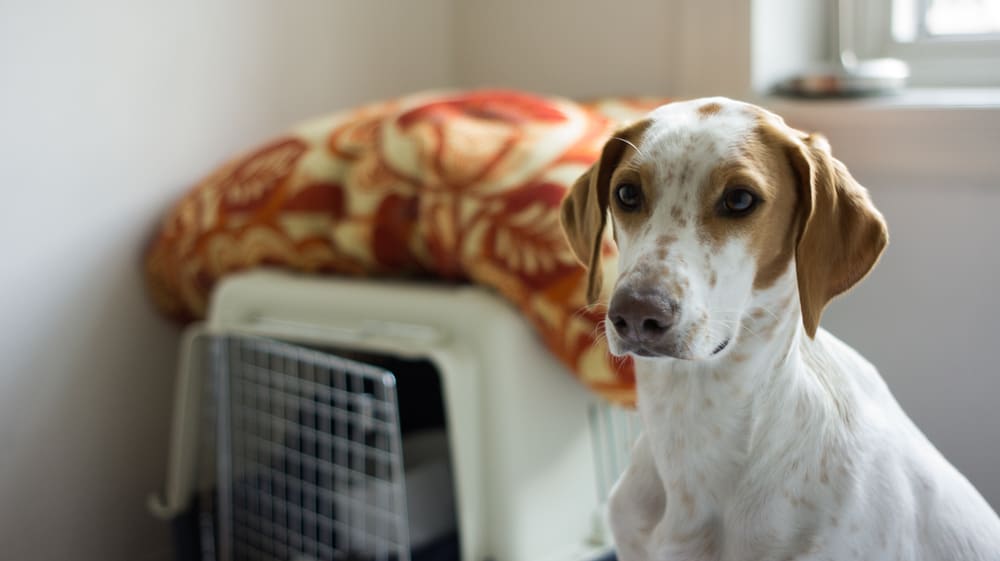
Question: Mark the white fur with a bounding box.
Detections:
[605,98,1000,561]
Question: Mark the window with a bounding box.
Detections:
[895,0,1000,39]
[857,0,1000,86]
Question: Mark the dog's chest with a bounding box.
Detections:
[636,365,754,498]
[634,361,859,559]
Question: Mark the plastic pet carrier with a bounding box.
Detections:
[149,270,638,561]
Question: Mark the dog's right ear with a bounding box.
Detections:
[560,122,644,304]
[790,133,888,338]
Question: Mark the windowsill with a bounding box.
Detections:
[752,88,1000,184]
[761,87,1000,110]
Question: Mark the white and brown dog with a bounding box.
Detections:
[561,98,1000,560]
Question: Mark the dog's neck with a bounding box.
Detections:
[634,267,806,400]
[631,267,838,503]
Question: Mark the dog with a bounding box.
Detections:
[560,98,1000,560]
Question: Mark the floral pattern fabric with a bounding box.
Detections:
[145,90,670,406]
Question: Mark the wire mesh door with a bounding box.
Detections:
[202,335,411,561]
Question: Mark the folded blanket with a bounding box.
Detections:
[145,89,671,406]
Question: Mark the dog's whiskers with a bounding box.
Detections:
[706,317,761,340]
[573,302,608,321]
[611,136,646,158]
[751,306,781,323]
[591,319,609,342]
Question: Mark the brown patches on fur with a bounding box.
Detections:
[664,165,676,185]
[561,118,653,303]
[708,269,718,287]
[783,489,800,507]
[678,311,706,353]
[621,260,649,281]
[696,117,803,293]
[698,102,723,118]
[657,234,677,247]
[608,162,655,234]
[757,317,780,339]
[789,131,889,338]
[680,485,696,518]
[819,452,834,485]
[748,129,799,288]
[669,205,689,227]
[678,161,694,186]
[710,368,735,383]
[703,397,714,408]
[678,277,690,292]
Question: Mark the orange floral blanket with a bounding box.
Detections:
[145,90,670,406]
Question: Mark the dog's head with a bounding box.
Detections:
[561,98,887,360]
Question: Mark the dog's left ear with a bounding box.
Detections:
[790,133,889,338]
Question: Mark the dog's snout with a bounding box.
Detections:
[609,290,677,344]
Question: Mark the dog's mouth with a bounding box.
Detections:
[610,339,685,360]
[711,338,730,355]
[610,336,731,360]
[629,347,665,358]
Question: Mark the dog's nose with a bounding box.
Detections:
[608,290,677,343]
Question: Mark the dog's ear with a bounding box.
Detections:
[790,133,888,338]
[560,125,639,303]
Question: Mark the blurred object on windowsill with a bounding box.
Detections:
[777,0,909,98]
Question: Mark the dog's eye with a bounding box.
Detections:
[615,183,643,211]
[720,187,759,216]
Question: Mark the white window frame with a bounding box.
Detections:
[854,0,1000,87]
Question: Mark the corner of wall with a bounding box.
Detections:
[751,0,829,95]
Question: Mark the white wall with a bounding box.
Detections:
[0,2,454,560]
[455,0,679,98]
[453,0,821,100]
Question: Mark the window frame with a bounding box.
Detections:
[854,0,1000,87]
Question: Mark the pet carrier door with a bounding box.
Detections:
[202,334,413,561]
